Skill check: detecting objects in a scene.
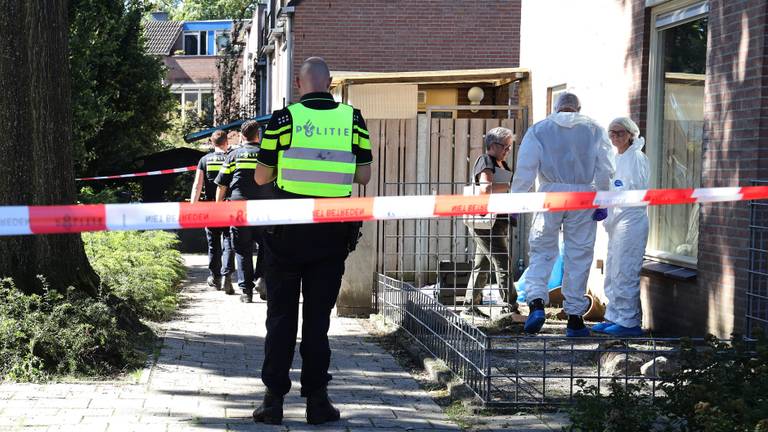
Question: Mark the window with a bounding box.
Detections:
[183,31,208,56]
[647,1,708,266]
[172,86,215,125]
[215,30,231,54]
[546,84,567,115]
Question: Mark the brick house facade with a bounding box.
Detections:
[245,0,768,336]
[250,0,521,113]
[625,0,768,337]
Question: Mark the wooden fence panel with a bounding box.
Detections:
[383,119,401,273]
[367,115,519,278]
[453,119,470,262]
[402,119,418,276]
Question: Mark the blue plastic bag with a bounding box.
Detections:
[515,237,564,303]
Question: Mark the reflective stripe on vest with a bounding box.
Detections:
[278,103,356,197]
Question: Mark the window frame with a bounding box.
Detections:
[645,0,708,268]
[171,85,215,123]
[183,31,209,56]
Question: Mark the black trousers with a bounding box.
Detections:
[260,223,349,397]
[205,227,234,278]
[231,226,265,292]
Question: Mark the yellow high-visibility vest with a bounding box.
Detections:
[277,103,356,197]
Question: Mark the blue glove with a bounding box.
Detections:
[592,208,608,221]
[509,213,518,227]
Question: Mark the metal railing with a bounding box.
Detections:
[747,180,768,338]
[376,273,703,406]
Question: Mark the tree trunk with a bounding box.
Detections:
[0,0,99,296]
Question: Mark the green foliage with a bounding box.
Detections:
[566,334,768,432]
[158,103,209,150]
[84,231,185,321]
[568,380,660,432]
[0,279,142,381]
[163,0,257,21]
[70,0,176,177]
[78,183,142,204]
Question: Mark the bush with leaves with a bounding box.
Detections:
[84,231,185,321]
[0,279,143,381]
[566,333,768,432]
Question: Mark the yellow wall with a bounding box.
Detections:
[418,88,458,118]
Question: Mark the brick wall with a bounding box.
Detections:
[697,0,768,337]
[629,0,768,337]
[627,0,651,134]
[164,57,218,84]
[291,0,521,86]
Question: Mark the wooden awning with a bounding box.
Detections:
[330,67,529,88]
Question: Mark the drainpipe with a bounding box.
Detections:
[283,6,295,106]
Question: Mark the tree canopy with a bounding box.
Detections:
[70,0,175,177]
[150,0,256,21]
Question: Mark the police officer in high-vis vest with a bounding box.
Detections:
[190,130,235,294]
[252,57,372,426]
[214,121,271,303]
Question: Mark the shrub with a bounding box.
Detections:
[0,279,142,381]
[566,333,768,432]
[84,231,185,321]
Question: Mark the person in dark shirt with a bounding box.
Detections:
[190,130,234,293]
[250,57,372,426]
[214,120,271,303]
[463,127,517,318]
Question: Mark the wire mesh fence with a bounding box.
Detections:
[376,273,701,406]
[748,180,768,338]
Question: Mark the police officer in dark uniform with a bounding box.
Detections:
[252,57,372,426]
[214,121,270,303]
[190,129,234,293]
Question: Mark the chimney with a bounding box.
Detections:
[150,11,169,21]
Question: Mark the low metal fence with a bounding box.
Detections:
[376,273,696,406]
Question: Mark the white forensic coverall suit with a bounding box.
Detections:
[511,112,614,315]
[603,138,649,328]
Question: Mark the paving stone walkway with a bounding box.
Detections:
[0,255,461,432]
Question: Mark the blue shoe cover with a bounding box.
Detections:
[566,326,591,337]
[524,309,546,334]
[603,324,643,337]
[591,321,613,333]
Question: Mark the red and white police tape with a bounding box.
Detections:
[1,186,767,236]
[76,166,197,181]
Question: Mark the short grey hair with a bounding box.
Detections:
[484,127,514,150]
[554,92,581,112]
[609,117,640,139]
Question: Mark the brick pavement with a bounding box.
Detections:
[0,255,461,432]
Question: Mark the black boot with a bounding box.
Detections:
[305,386,340,425]
[253,390,283,425]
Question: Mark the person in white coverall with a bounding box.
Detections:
[592,117,648,337]
[510,92,614,337]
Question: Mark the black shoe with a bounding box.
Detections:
[221,276,234,295]
[240,290,253,303]
[253,390,283,425]
[206,275,220,288]
[306,386,340,425]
